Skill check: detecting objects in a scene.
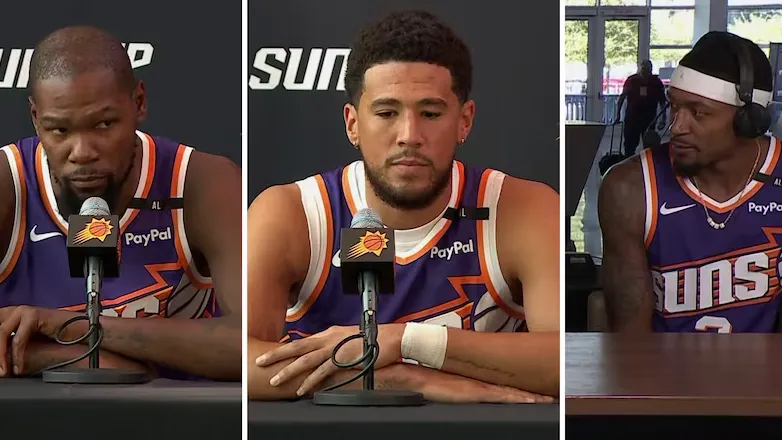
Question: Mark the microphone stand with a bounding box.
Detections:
[312,273,424,406]
[360,272,377,390]
[86,257,101,369]
[42,258,150,384]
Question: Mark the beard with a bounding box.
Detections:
[54,151,136,217]
[672,159,703,177]
[363,149,453,211]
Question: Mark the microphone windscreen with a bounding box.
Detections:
[79,197,110,216]
[351,208,383,229]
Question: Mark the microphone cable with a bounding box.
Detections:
[24,315,104,378]
[319,309,380,392]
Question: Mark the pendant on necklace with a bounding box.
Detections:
[706,216,726,229]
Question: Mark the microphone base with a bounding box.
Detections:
[42,368,152,385]
[312,389,425,407]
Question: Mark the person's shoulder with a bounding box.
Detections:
[188,149,240,173]
[465,163,557,205]
[501,175,557,201]
[143,132,238,169]
[1,135,39,152]
[252,182,301,208]
[247,183,306,235]
[602,152,644,186]
[183,149,241,191]
[249,162,348,210]
[599,152,647,210]
[495,172,558,218]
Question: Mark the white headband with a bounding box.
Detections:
[669,65,772,108]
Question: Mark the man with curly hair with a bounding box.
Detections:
[247,10,559,402]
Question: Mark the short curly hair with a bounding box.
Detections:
[344,10,472,106]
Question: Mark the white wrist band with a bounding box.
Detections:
[400,322,448,370]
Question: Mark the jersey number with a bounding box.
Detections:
[695,315,732,333]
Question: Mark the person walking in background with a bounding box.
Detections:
[615,60,668,157]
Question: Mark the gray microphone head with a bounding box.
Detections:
[351,208,383,229]
[79,197,110,216]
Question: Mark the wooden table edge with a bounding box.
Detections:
[565,395,782,417]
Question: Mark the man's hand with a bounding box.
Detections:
[255,324,405,396]
[0,306,158,378]
[0,306,46,376]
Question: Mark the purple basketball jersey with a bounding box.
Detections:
[282,161,526,342]
[642,138,782,333]
[0,131,218,379]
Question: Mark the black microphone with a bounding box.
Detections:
[66,197,120,281]
[339,208,396,295]
[40,197,149,385]
[312,208,424,407]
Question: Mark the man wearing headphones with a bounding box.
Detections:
[599,31,781,333]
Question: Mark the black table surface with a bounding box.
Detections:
[1,378,242,439]
[249,400,559,440]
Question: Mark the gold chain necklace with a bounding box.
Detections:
[691,140,762,230]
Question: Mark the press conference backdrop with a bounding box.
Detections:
[248,0,560,200]
[0,1,241,165]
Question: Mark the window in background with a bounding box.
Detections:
[651,0,694,5]
[600,0,648,6]
[565,20,590,97]
[651,8,695,45]
[728,8,782,49]
[565,20,590,69]
[565,0,598,6]
[650,47,691,72]
[728,0,782,6]
[604,19,640,71]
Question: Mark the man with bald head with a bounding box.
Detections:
[0,26,241,380]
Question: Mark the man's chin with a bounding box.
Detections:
[672,159,701,177]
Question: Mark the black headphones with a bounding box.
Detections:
[644,38,771,148]
[728,37,771,138]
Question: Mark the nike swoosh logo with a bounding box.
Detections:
[332,250,341,268]
[29,225,63,242]
[659,202,696,215]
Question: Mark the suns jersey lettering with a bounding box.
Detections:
[641,137,782,333]
[282,160,526,342]
[0,131,218,324]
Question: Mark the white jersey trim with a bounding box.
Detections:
[479,170,522,314]
[172,145,212,287]
[287,175,331,320]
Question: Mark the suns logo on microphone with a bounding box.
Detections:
[346,231,388,259]
[72,218,113,245]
